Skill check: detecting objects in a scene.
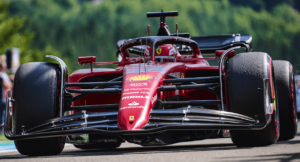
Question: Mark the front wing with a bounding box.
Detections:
[4,90,271,141]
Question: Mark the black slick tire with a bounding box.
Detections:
[13,62,65,156]
[225,52,280,147]
[273,60,298,140]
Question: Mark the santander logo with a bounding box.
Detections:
[130,83,147,86]
[128,101,139,106]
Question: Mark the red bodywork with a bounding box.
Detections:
[68,49,228,130]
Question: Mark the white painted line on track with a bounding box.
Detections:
[0,150,18,153]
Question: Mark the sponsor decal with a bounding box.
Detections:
[156,48,162,55]
[169,72,180,78]
[123,92,139,95]
[145,47,150,56]
[129,116,134,120]
[151,94,157,104]
[129,75,154,81]
[119,106,145,111]
[122,91,149,96]
[175,90,179,95]
[169,72,181,95]
[128,88,150,91]
[129,58,141,63]
[130,82,147,86]
[122,96,149,100]
[128,101,139,106]
[169,46,177,56]
[123,88,150,91]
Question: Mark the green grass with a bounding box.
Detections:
[0,134,7,141]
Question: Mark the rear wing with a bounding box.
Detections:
[190,34,252,54]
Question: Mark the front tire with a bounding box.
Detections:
[13,62,65,156]
[225,52,280,147]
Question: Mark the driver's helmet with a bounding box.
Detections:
[144,44,180,62]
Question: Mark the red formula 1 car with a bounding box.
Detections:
[3,11,298,156]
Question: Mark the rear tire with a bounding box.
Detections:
[273,60,298,140]
[225,52,280,147]
[13,62,65,156]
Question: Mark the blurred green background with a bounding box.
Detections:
[1,0,300,73]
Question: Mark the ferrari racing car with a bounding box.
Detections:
[3,11,298,156]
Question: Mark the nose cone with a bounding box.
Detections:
[118,103,150,130]
[118,78,158,130]
[118,114,138,130]
[118,66,162,131]
[118,120,135,130]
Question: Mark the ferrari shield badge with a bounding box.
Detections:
[156,48,162,55]
[129,116,134,120]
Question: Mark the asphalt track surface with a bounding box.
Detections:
[0,122,299,162]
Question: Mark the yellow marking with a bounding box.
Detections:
[129,116,134,120]
[148,141,155,145]
[129,75,153,81]
[156,48,162,55]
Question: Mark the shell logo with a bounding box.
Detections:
[129,75,153,81]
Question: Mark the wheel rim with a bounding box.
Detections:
[265,82,272,115]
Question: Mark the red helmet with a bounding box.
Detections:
[144,44,180,62]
